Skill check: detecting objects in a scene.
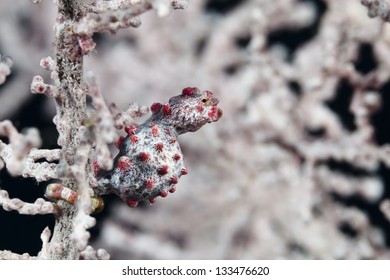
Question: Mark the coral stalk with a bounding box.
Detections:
[47,0,87,259]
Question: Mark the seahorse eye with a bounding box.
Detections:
[201,98,207,103]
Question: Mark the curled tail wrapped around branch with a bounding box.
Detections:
[46,87,223,210]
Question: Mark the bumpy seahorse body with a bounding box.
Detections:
[95,87,222,207]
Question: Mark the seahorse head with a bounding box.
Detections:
[150,87,223,135]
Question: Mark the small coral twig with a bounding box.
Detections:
[380,199,390,222]
[0,228,52,260]
[0,190,56,215]
[40,56,56,72]
[0,120,42,176]
[0,120,58,181]
[29,148,61,162]
[79,245,110,260]
[361,0,390,21]
[38,227,52,259]
[30,75,58,98]
[74,6,145,35]
[77,0,188,35]
[0,54,13,85]
[86,72,117,170]
[69,126,96,251]
[22,148,61,181]
[88,0,188,14]
[111,103,149,130]
[0,250,36,260]
[88,0,143,12]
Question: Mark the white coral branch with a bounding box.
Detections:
[74,5,147,35]
[37,227,51,259]
[0,250,36,260]
[380,199,390,222]
[89,0,141,12]
[76,0,188,34]
[0,120,59,180]
[0,120,42,176]
[30,75,58,98]
[22,148,60,180]
[70,127,96,251]
[29,148,61,162]
[22,159,58,181]
[80,245,110,260]
[0,190,56,215]
[111,102,149,130]
[88,0,188,14]
[86,72,117,170]
[0,54,13,85]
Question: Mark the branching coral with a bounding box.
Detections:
[3,0,390,260]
